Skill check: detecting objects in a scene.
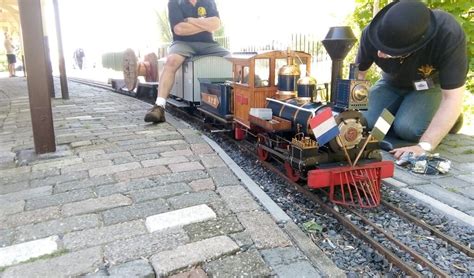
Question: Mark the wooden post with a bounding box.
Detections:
[53,0,69,99]
[18,0,56,154]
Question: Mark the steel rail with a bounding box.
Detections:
[347,208,450,277]
[382,200,474,258]
[240,145,424,277]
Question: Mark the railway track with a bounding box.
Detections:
[72,77,473,277]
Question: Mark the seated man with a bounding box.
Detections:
[356,0,468,159]
[145,0,229,123]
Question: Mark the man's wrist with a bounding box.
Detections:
[418,141,433,152]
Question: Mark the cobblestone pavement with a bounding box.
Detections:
[382,133,474,226]
[0,77,344,277]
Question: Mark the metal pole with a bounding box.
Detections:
[18,0,56,154]
[52,0,69,99]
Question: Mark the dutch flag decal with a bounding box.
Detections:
[309,107,340,146]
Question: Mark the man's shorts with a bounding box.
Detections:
[6,54,16,64]
[168,41,229,58]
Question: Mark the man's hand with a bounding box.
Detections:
[390,145,425,160]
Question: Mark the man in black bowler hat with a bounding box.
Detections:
[144,0,229,123]
[356,0,468,159]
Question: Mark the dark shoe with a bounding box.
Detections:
[449,113,463,134]
[144,105,166,123]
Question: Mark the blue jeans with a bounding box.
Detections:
[362,79,442,142]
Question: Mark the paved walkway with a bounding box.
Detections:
[0,77,343,277]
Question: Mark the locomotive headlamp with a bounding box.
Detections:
[352,83,369,102]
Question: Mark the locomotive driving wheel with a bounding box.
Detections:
[284,162,300,182]
[123,48,138,91]
[257,134,270,161]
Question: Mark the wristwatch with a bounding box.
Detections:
[418,142,433,152]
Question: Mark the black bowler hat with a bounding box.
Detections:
[368,0,438,56]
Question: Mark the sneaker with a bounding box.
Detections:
[144,105,166,123]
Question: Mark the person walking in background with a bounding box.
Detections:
[73,48,85,70]
[355,0,468,159]
[4,32,17,77]
[144,0,229,123]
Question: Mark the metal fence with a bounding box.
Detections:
[102,33,329,70]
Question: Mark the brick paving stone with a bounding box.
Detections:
[237,211,291,249]
[199,154,226,169]
[89,162,142,177]
[184,216,244,241]
[204,250,272,277]
[167,191,221,209]
[29,170,88,188]
[25,188,95,210]
[393,168,429,186]
[0,236,59,268]
[217,185,261,213]
[31,157,83,172]
[208,167,240,187]
[190,143,214,155]
[76,149,106,158]
[160,149,194,158]
[415,184,474,211]
[129,146,174,156]
[146,204,216,233]
[189,178,215,192]
[114,165,170,182]
[229,231,255,250]
[261,247,321,278]
[0,200,24,216]
[63,220,147,250]
[107,259,156,278]
[102,198,170,225]
[128,182,190,203]
[54,175,115,194]
[154,170,209,185]
[104,228,189,264]
[1,247,102,278]
[168,161,204,173]
[0,229,15,248]
[0,186,52,203]
[207,200,234,217]
[94,178,158,197]
[60,159,113,174]
[82,151,133,163]
[15,214,100,243]
[0,181,29,195]
[1,206,60,229]
[432,176,473,191]
[0,166,31,178]
[169,268,207,278]
[150,236,239,276]
[62,194,132,216]
[141,156,189,168]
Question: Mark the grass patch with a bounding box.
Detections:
[447,187,459,193]
[461,149,474,155]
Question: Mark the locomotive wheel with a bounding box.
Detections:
[284,162,300,182]
[257,134,270,161]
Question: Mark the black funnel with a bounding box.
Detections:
[322,26,357,103]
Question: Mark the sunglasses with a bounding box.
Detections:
[378,51,412,59]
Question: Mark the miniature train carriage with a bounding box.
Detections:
[224,50,312,138]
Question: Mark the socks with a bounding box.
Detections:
[155,97,166,107]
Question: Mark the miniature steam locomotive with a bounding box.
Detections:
[141,27,395,208]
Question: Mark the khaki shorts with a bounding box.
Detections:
[169,41,229,58]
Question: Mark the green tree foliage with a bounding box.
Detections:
[350,0,473,92]
[155,9,172,44]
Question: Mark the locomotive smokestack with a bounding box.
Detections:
[322,26,357,104]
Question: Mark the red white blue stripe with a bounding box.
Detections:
[310,107,340,146]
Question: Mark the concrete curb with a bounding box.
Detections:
[383,179,474,228]
[202,135,345,277]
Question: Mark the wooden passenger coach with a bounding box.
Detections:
[225,51,312,129]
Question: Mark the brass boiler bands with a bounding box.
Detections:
[277,64,300,100]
